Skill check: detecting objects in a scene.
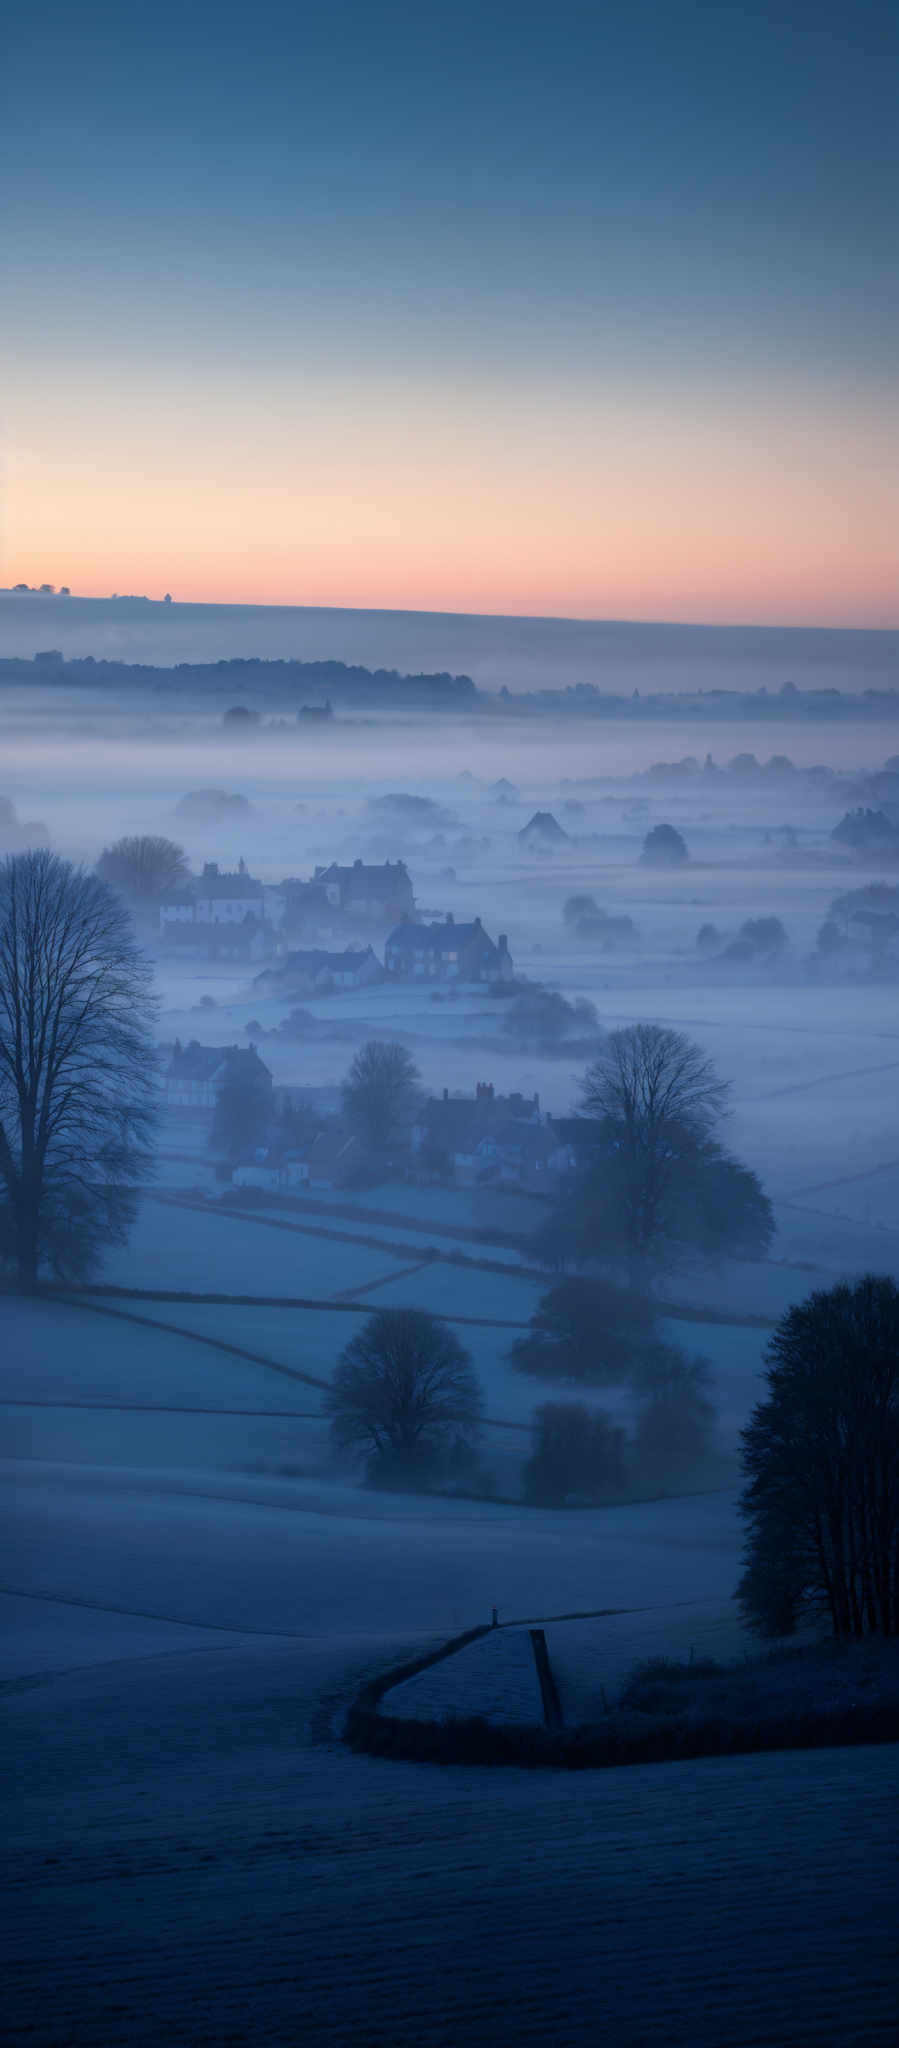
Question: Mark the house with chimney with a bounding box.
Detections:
[159,861,284,960]
[385,915,513,982]
[254,945,384,996]
[162,1040,273,1112]
[412,1082,549,1188]
[313,859,415,924]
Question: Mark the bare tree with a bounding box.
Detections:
[96,836,191,922]
[325,1307,481,1487]
[342,1040,420,1151]
[0,851,157,1289]
[558,1024,771,1285]
[738,1276,899,1639]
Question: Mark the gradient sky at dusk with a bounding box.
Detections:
[3,0,898,624]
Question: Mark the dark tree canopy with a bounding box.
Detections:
[96,835,191,913]
[738,1277,899,1639]
[510,1276,656,1385]
[0,851,157,1287]
[524,1401,625,1507]
[325,1307,481,1488]
[630,1351,716,1490]
[342,1040,420,1150]
[542,1025,772,1283]
[641,822,688,867]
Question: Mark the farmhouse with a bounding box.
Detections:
[413,1082,550,1188]
[313,859,415,923]
[163,1041,273,1112]
[385,915,513,982]
[254,945,384,996]
[158,861,285,958]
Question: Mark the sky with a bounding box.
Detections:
[2,0,898,627]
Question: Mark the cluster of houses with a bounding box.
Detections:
[161,1046,581,1196]
[158,856,515,988]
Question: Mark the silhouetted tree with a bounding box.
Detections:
[326,1307,481,1488]
[563,893,601,927]
[0,851,156,1288]
[510,1276,656,1384]
[502,987,598,1047]
[736,916,788,954]
[738,1277,899,1638]
[540,1025,772,1284]
[342,1040,420,1151]
[96,835,191,921]
[630,1351,716,1490]
[641,822,688,867]
[524,1401,625,1506]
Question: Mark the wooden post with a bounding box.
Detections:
[529,1628,564,1731]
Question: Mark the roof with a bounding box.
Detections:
[166,1041,272,1083]
[386,918,495,955]
[166,1041,225,1081]
[197,863,263,900]
[315,860,412,898]
[518,811,568,842]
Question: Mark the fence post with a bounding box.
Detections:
[529,1628,564,1731]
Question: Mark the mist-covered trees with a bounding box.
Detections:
[641,822,688,867]
[562,896,638,948]
[502,987,599,1048]
[540,1024,772,1283]
[326,1307,482,1488]
[96,835,190,921]
[0,850,157,1288]
[342,1040,420,1150]
[510,1277,656,1384]
[630,1351,716,1490]
[738,1277,899,1639]
[512,1273,718,1501]
[524,1402,625,1506]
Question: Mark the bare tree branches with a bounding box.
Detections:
[325,1307,481,1488]
[0,850,158,1287]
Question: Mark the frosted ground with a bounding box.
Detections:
[4,688,899,2040]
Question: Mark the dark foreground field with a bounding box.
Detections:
[3,1464,898,2047]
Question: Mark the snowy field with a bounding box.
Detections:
[5,698,899,2040]
[3,1457,899,2045]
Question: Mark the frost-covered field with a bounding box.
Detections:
[3,1457,899,2046]
[5,696,899,2040]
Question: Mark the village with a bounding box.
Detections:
[155,852,590,1198]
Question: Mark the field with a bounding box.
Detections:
[5,700,899,2041]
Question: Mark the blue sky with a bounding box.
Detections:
[4,0,897,621]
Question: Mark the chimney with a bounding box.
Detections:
[498,934,508,952]
[443,1087,449,1101]
[446,910,454,924]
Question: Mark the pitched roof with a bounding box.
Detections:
[165,1040,272,1083]
[315,860,411,898]
[197,863,263,900]
[386,918,495,955]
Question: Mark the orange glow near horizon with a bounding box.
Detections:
[5,367,898,629]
